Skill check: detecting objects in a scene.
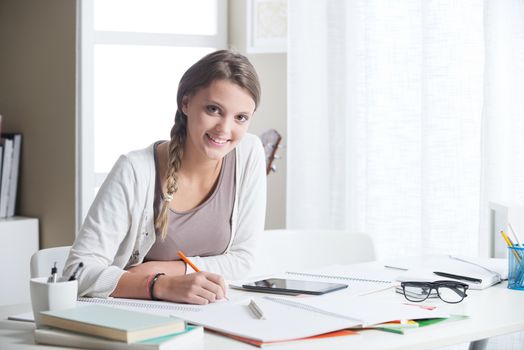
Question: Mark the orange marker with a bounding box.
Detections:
[178,250,201,272]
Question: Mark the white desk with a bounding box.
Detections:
[1,266,524,350]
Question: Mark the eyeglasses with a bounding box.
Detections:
[400,280,469,304]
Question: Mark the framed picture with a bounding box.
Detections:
[246,0,287,53]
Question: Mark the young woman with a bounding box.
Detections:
[64,50,266,305]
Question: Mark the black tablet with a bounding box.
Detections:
[241,278,348,295]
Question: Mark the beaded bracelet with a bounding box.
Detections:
[145,273,155,298]
[149,272,165,301]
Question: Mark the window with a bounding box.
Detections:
[78,0,227,227]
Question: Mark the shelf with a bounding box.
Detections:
[0,217,39,306]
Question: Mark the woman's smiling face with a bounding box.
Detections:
[182,79,256,162]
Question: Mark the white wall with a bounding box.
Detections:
[0,0,77,248]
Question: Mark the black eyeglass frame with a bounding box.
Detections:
[400,280,469,304]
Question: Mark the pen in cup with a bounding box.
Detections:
[68,262,84,281]
[508,223,523,247]
[501,231,522,263]
[47,262,58,283]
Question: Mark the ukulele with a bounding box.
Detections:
[259,129,283,175]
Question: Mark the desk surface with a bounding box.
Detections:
[1,265,524,350]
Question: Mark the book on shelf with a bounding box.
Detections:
[0,132,21,218]
[0,136,13,217]
[2,133,21,217]
[39,305,186,343]
[34,325,203,350]
[0,144,3,200]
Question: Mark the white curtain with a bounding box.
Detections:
[287,0,524,260]
[287,1,524,348]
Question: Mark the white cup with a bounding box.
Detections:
[30,277,78,328]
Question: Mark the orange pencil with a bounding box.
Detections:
[177,250,229,300]
[178,250,201,272]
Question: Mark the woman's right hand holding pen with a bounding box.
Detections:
[113,250,228,304]
[154,272,228,305]
[112,269,228,305]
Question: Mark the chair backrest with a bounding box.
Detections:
[30,246,71,278]
[250,230,376,277]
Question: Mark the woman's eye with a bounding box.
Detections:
[236,114,249,123]
[206,105,220,114]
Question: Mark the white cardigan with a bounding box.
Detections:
[64,134,266,297]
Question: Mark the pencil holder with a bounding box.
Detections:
[507,246,524,290]
[30,277,77,328]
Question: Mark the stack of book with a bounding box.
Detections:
[0,131,22,218]
[34,305,203,350]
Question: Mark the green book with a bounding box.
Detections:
[34,325,203,350]
[40,305,186,343]
[417,314,469,327]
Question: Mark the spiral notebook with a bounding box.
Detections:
[285,271,391,284]
[77,297,204,315]
[280,264,396,296]
[231,264,395,297]
[8,297,206,323]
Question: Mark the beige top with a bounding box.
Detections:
[145,142,236,261]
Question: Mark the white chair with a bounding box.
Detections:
[30,246,71,278]
[250,230,376,277]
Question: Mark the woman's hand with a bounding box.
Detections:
[154,272,227,305]
[114,261,227,304]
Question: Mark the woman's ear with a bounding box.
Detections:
[181,95,189,115]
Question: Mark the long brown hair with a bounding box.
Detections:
[155,50,261,240]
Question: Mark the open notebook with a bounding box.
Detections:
[168,295,449,344]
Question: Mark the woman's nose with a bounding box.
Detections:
[215,116,234,134]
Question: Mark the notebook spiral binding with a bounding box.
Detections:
[77,297,202,312]
[285,271,392,284]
